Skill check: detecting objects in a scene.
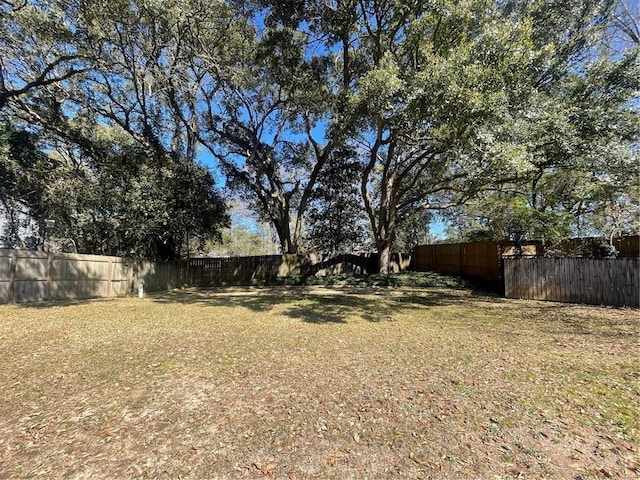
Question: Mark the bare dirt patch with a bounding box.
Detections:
[0,287,638,479]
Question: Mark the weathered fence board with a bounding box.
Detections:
[413,240,541,283]
[615,235,640,258]
[184,253,406,286]
[504,258,639,307]
[1,250,409,304]
[0,250,135,302]
[135,260,185,293]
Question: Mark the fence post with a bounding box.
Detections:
[46,252,54,301]
[126,259,133,295]
[8,250,17,304]
[106,258,113,297]
[132,260,140,295]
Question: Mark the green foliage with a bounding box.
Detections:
[317,0,639,270]
[0,0,637,265]
[264,271,469,289]
[0,123,228,259]
[0,124,56,247]
[303,148,371,253]
[394,208,434,253]
[445,44,640,242]
[207,217,278,257]
[0,0,93,109]
[201,14,334,253]
[446,196,573,242]
[62,146,228,260]
[0,1,232,258]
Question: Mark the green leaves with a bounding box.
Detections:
[0,0,637,260]
[355,53,404,116]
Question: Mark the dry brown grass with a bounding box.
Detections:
[0,286,638,479]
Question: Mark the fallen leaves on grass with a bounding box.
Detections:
[0,287,637,479]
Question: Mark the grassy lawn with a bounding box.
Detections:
[0,284,638,479]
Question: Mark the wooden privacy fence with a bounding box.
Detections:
[0,250,410,303]
[0,249,132,303]
[614,235,640,257]
[413,241,541,283]
[504,258,639,307]
[185,252,410,285]
[0,249,186,303]
[186,253,378,286]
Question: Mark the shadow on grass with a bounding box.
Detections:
[284,295,379,324]
[10,296,120,309]
[514,303,639,339]
[150,287,639,339]
[448,295,639,339]
[150,287,472,324]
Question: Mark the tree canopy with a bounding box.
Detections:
[0,0,637,269]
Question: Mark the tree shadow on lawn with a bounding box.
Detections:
[452,295,639,340]
[10,296,120,309]
[507,302,639,339]
[151,287,472,324]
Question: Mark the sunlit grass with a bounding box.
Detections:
[0,286,637,479]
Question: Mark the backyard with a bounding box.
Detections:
[0,284,638,479]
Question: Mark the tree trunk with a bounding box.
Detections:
[274,212,296,254]
[376,188,398,274]
[378,238,392,274]
[362,186,399,274]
